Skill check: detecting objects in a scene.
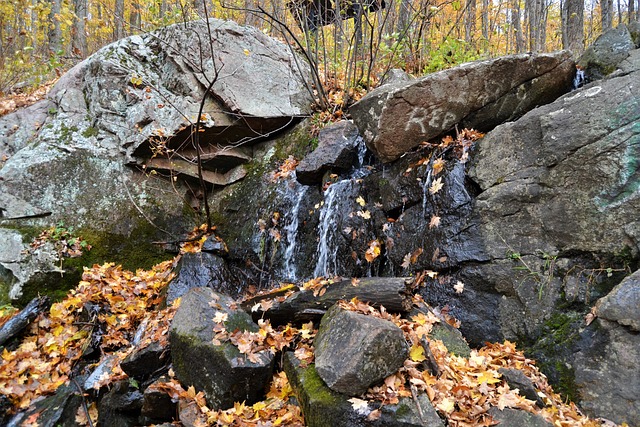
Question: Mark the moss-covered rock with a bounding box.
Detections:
[283,352,443,427]
[169,287,274,410]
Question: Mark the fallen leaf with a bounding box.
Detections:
[497,391,521,409]
[348,397,371,415]
[357,210,371,220]
[429,177,444,195]
[212,311,228,324]
[356,196,366,206]
[453,280,464,294]
[365,240,381,262]
[409,344,426,362]
[437,397,456,414]
[432,157,446,175]
[429,215,441,229]
[401,253,412,269]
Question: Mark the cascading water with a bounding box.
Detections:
[313,136,370,278]
[313,179,350,277]
[573,68,585,90]
[280,175,308,281]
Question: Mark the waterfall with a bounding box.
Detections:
[281,177,308,281]
[313,179,348,278]
[421,167,433,219]
[572,68,585,90]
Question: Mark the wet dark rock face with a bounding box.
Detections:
[205,27,640,425]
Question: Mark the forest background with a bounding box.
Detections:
[1,0,639,109]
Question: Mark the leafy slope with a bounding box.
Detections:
[0,227,617,427]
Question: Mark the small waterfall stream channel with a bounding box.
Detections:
[242,130,476,287]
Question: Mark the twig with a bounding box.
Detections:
[71,376,95,427]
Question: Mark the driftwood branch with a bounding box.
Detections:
[245,277,414,325]
[0,296,50,346]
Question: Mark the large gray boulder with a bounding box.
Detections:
[596,269,640,331]
[169,287,274,409]
[488,408,552,427]
[571,318,640,425]
[0,18,315,304]
[577,23,637,82]
[464,60,640,426]
[314,304,408,396]
[350,51,575,162]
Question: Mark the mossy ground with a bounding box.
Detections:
[7,222,174,307]
[524,311,584,402]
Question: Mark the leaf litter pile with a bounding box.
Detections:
[0,225,616,427]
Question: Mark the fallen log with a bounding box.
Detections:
[249,277,414,325]
[0,296,50,347]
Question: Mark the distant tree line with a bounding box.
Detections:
[0,0,638,95]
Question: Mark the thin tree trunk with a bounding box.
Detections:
[465,0,477,43]
[526,0,545,51]
[130,0,142,33]
[629,0,635,23]
[159,0,167,20]
[114,0,125,41]
[48,0,62,54]
[398,0,412,37]
[72,0,88,57]
[31,0,39,52]
[601,0,613,31]
[482,0,489,40]
[512,0,525,52]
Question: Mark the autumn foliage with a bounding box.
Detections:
[0,221,614,426]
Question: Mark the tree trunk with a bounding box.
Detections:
[562,0,583,56]
[72,0,88,57]
[601,0,613,31]
[629,0,635,24]
[511,0,525,52]
[465,0,477,43]
[113,0,125,41]
[48,0,62,54]
[159,0,167,19]
[526,0,546,51]
[31,0,39,52]
[194,0,206,17]
[244,0,258,27]
[482,0,490,40]
[130,0,142,33]
[397,0,412,37]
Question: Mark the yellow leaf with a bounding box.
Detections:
[356,196,366,206]
[243,48,250,55]
[476,370,501,385]
[432,157,446,175]
[364,240,381,262]
[252,401,267,411]
[436,397,456,414]
[409,344,426,362]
